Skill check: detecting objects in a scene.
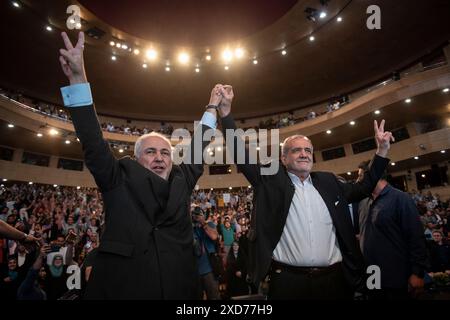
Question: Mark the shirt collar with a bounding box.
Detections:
[287,171,312,186]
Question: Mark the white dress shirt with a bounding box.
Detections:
[272,173,343,267]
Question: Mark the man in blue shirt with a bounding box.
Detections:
[358,170,428,299]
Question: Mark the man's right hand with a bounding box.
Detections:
[218,85,234,118]
[59,31,88,85]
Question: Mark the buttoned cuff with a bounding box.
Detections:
[60,83,93,107]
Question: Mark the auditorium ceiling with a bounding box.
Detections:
[0,0,450,121]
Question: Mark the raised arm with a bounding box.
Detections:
[58,32,119,191]
[218,85,261,186]
[339,120,393,203]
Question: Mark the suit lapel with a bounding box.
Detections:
[157,166,187,224]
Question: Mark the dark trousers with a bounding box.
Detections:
[268,261,353,300]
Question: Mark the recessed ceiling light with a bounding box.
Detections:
[224,65,229,70]
[29,181,33,185]
[443,88,449,93]
[2,179,7,182]
[121,44,128,50]
[229,187,232,190]
[326,130,332,134]
[205,55,211,61]
[347,172,351,175]
[77,186,81,190]
[414,156,419,160]
[146,49,157,60]
[374,110,380,115]
[391,162,396,166]
[234,48,245,59]
[12,1,20,8]
[222,49,233,62]
[165,66,171,72]
[133,49,140,55]
[116,43,121,48]
[49,129,58,135]
[421,174,426,178]
[142,63,147,69]
[53,184,57,187]
[253,59,258,65]
[248,185,251,189]
[441,150,446,154]
[405,98,412,103]
[46,25,53,32]
[119,148,124,153]
[109,41,115,46]
[7,124,14,128]
[36,133,43,137]
[337,16,342,22]
[178,52,190,64]
[319,12,327,19]
[281,50,287,56]
[309,36,315,41]
[65,140,71,144]
[111,55,117,61]
[195,68,200,73]
[349,121,355,126]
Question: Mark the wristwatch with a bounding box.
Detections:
[206,104,218,111]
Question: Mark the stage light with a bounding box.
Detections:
[405,98,411,103]
[326,130,332,134]
[337,16,343,22]
[46,25,53,32]
[133,49,140,55]
[7,124,14,128]
[234,48,245,59]
[65,140,71,144]
[110,41,115,46]
[309,36,315,42]
[146,49,157,60]
[349,121,355,126]
[253,59,258,65]
[178,52,190,64]
[36,133,43,137]
[222,49,233,62]
[281,50,287,56]
[142,63,148,69]
[111,55,117,61]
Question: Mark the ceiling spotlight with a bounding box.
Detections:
[116,43,121,48]
[443,88,449,93]
[12,1,20,8]
[441,150,446,154]
[222,49,233,62]
[65,140,71,144]
[347,172,351,176]
[195,68,200,73]
[178,52,190,64]
[248,185,252,189]
[2,179,7,182]
[46,25,53,32]
[28,182,33,185]
[309,36,315,42]
[253,59,258,65]
[76,138,80,142]
[76,186,81,190]
[337,16,343,22]
[224,65,229,70]
[205,55,211,61]
[119,148,124,153]
[36,133,43,137]
[319,12,327,19]
[281,50,287,56]
[234,48,245,59]
[421,174,426,178]
[142,63,148,69]
[111,55,117,61]
[374,110,380,115]
[405,98,412,103]
[414,156,419,160]
[349,121,355,126]
[49,128,58,135]
[7,124,14,128]
[229,187,232,190]
[227,168,232,173]
[391,162,396,166]
[146,49,157,60]
[121,44,128,50]
[133,49,140,55]
[53,184,57,187]
[326,130,332,134]
[165,66,171,72]
[109,41,115,46]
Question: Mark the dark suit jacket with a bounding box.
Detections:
[220,114,389,290]
[69,105,210,299]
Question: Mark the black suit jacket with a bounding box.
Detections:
[220,114,389,289]
[69,105,210,299]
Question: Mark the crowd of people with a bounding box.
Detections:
[1,181,449,300]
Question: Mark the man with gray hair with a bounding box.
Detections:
[216,84,394,299]
[57,31,221,299]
